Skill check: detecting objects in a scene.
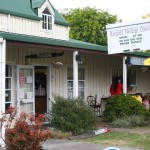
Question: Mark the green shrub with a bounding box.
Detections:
[51,95,96,135]
[51,129,72,139]
[143,110,150,123]
[111,115,145,128]
[128,115,145,126]
[111,117,130,128]
[103,94,147,122]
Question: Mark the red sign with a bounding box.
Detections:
[20,71,25,86]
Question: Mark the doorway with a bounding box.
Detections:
[35,66,47,114]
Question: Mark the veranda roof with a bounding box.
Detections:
[0,31,150,57]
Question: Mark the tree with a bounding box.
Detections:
[62,7,117,46]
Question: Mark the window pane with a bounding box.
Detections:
[48,16,52,23]
[45,15,47,22]
[5,90,11,102]
[6,65,12,77]
[68,91,73,99]
[79,81,84,88]
[127,69,136,86]
[44,23,47,29]
[67,81,73,90]
[48,24,52,30]
[6,78,11,89]
[78,90,84,98]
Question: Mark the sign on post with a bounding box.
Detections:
[106,19,150,54]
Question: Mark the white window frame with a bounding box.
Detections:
[5,65,13,109]
[67,68,85,99]
[42,13,53,31]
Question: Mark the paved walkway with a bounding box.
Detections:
[42,139,142,150]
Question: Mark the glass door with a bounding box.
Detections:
[17,65,35,114]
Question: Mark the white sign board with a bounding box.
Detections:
[106,19,150,54]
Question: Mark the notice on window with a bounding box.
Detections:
[20,71,25,86]
[19,89,24,99]
[26,76,32,84]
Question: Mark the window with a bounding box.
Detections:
[112,67,136,88]
[5,65,12,110]
[67,68,85,99]
[127,69,136,86]
[42,8,53,30]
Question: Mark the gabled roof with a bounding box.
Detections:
[0,0,40,20]
[32,0,69,26]
[0,0,69,26]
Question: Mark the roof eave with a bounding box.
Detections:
[0,9,41,21]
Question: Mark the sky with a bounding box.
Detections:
[50,0,150,22]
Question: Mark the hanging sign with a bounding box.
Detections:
[20,71,25,86]
[25,52,64,59]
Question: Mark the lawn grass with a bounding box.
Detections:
[80,131,150,150]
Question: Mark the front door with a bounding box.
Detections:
[35,66,47,114]
[17,65,35,114]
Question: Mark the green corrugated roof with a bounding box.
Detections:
[0,32,107,52]
[1,32,150,57]
[0,0,40,20]
[53,8,69,26]
[32,0,45,9]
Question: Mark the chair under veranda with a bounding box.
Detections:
[87,95,102,117]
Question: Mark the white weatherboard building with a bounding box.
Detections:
[0,0,150,145]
